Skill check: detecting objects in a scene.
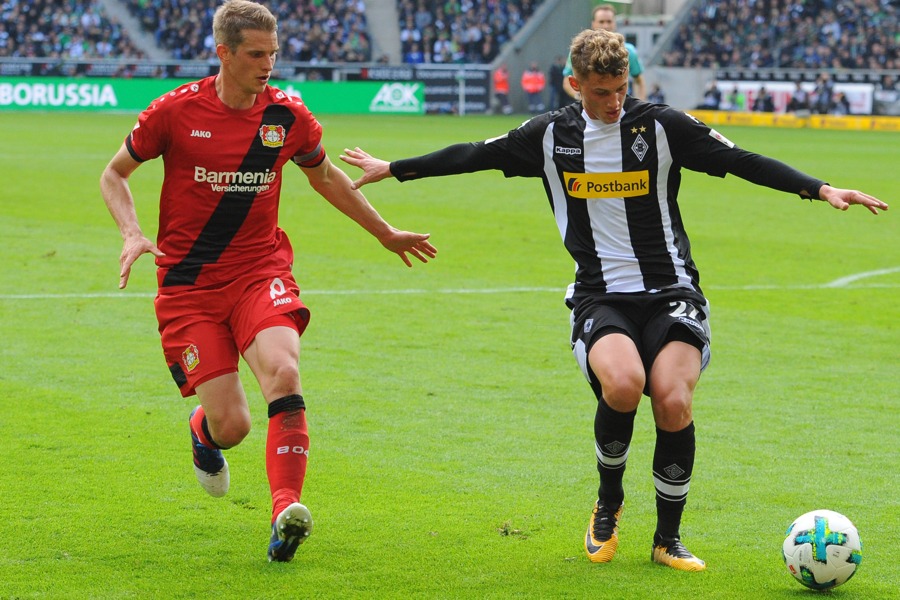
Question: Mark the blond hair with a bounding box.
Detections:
[213,0,277,51]
[569,29,629,79]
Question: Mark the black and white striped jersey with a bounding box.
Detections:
[391,98,825,307]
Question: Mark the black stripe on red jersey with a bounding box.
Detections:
[161,104,296,287]
[125,135,146,162]
[618,111,678,290]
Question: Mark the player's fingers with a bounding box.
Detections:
[417,241,437,258]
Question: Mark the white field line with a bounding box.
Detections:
[1,268,898,301]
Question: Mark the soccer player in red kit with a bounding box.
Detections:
[100,0,436,562]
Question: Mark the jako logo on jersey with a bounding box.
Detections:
[191,129,212,138]
[563,171,650,199]
[182,344,200,372]
[555,146,582,155]
[269,277,293,307]
[259,124,286,148]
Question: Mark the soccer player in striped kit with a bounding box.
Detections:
[340,28,887,571]
[100,0,435,562]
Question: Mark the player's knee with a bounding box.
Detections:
[261,362,300,398]
[596,366,645,407]
[651,391,693,431]
[211,413,252,447]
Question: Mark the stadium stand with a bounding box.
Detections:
[396,0,540,64]
[664,0,898,70]
[122,0,372,62]
[0,0,145,59]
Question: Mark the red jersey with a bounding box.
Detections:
[126,76,325,290]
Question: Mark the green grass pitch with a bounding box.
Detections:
[0,111,897,599]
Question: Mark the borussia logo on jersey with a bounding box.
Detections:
[563,171,650,199]
[259,124,286,148]
[631,134,649,161]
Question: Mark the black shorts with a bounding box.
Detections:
[570,288,711,395]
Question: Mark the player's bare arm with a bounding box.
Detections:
[100,142,165,288]
[817,184,889,214]
[300,154,436,267]
[339,147,394,190]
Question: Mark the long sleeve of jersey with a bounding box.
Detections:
[721,150,827,200]
[390,140,515,181]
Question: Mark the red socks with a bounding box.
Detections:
[266,395,309,523]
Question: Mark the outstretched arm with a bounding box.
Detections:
[300,154,436,267]
[100,143,165,289]
[817,185,888,214]
[339,147,394,190]
[341,138,521,188]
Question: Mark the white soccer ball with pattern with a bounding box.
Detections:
[782,509,862,590]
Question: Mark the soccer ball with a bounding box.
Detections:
[782,509,862,590]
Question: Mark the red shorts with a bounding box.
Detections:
[155,271,311,397]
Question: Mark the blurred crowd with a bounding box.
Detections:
[397,0,539,64]
[0,0,144,59]
[4,0,896,72]
[123,0,371,62]
[664,0,898,70]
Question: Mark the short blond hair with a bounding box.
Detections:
[213,0,277,51]
[569,29,629,79]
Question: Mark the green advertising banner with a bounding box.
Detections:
[0,77,424,114]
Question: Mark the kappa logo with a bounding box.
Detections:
[190,129,211,138]
[555,146,582,155]
[259,124,286,148]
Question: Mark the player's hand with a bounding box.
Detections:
[340,147,393,190]
[119,233,164,289]
[378,228,437,267]
[818,185,889,215]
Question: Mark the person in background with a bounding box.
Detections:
[647,83,665,104]
[548,55,568,109]
[830,91,851,115]
[563,4,645,100]
[813,73,835,114]
[786,81,810,113]
[722,85,745,111]
[494,62,513,114]
[521,61,546,113]
[339,28,888,573]
[695,80,722,110]
[752,86,775,112]
[99,0,435,564]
